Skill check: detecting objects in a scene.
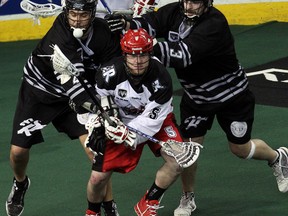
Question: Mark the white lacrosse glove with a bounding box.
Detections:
[105,117,136,148]
[132,0,156,17]
[84,113,103,131]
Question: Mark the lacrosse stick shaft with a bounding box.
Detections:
[100,0,112,14]
[97,9,133,15]
[126,125,162,145]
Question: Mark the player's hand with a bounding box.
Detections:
[104,14,129,32]
[84,113,103,131]
[83,113,105,155]
[105,117,136,147]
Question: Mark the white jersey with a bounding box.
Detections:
[95,56,174,145]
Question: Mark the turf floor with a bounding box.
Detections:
[0,22,288,215]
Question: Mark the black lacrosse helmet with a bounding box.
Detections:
[65,0,97,12]
[180,0,213,7]
[179,0,213,21]
[64,0,97,24]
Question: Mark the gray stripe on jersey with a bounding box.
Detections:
[181,66,248,104]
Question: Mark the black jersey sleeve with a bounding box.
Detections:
[130,5,235,70]
[154,8,235,69]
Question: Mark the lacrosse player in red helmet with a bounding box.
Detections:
[105,0,288,215]
[82,28,197,216]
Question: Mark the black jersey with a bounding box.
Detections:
[130,3,248,109]
[24,12,121,101]
[95,56,174,144]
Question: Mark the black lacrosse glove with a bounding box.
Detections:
[104,14,131,33]
[84,113,106,156]
[85,126,106,156]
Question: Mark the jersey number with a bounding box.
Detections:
[170,49,182,59]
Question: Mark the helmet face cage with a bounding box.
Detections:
[120,28,153,83]
[180,0,213,7]
[64,0,97,29]
[179,0,213,20]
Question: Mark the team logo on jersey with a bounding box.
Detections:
[102,65,116,83]
[230,121,247,138]
[17,118,46,136]
[118,89,127,98]
[184,116,208,130]
[152,79,165,92]
[149,107,161,119]
[168,31,180,42]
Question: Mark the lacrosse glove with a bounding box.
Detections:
[132,0,157,17]
[104,14,131,33]
[104,116,137,149]
[82,113,105,156]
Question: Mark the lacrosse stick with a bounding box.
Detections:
[99,0,112,14]
[20,0,63,25]
[98,0,134,15]
[51,44,202,168]
[51,44,115,127]
[97,9,133,15]
[127,126,202,168]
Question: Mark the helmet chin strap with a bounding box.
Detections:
[185,14,200,25]
[183,1,207,22]
[184,14,199,22]
[71,27,85,39]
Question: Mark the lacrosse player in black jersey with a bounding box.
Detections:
[74,28,188,216]
[5,0,122,216]
[105,0,288,215]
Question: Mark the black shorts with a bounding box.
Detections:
[179,90,255,144]
[11,81,87,148]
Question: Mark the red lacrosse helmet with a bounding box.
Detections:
[120,28,153,55]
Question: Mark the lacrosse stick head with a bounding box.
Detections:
[52,44,80,77]
[20,0,63,25]
[162,140,202,168]
[63,0,97,37]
